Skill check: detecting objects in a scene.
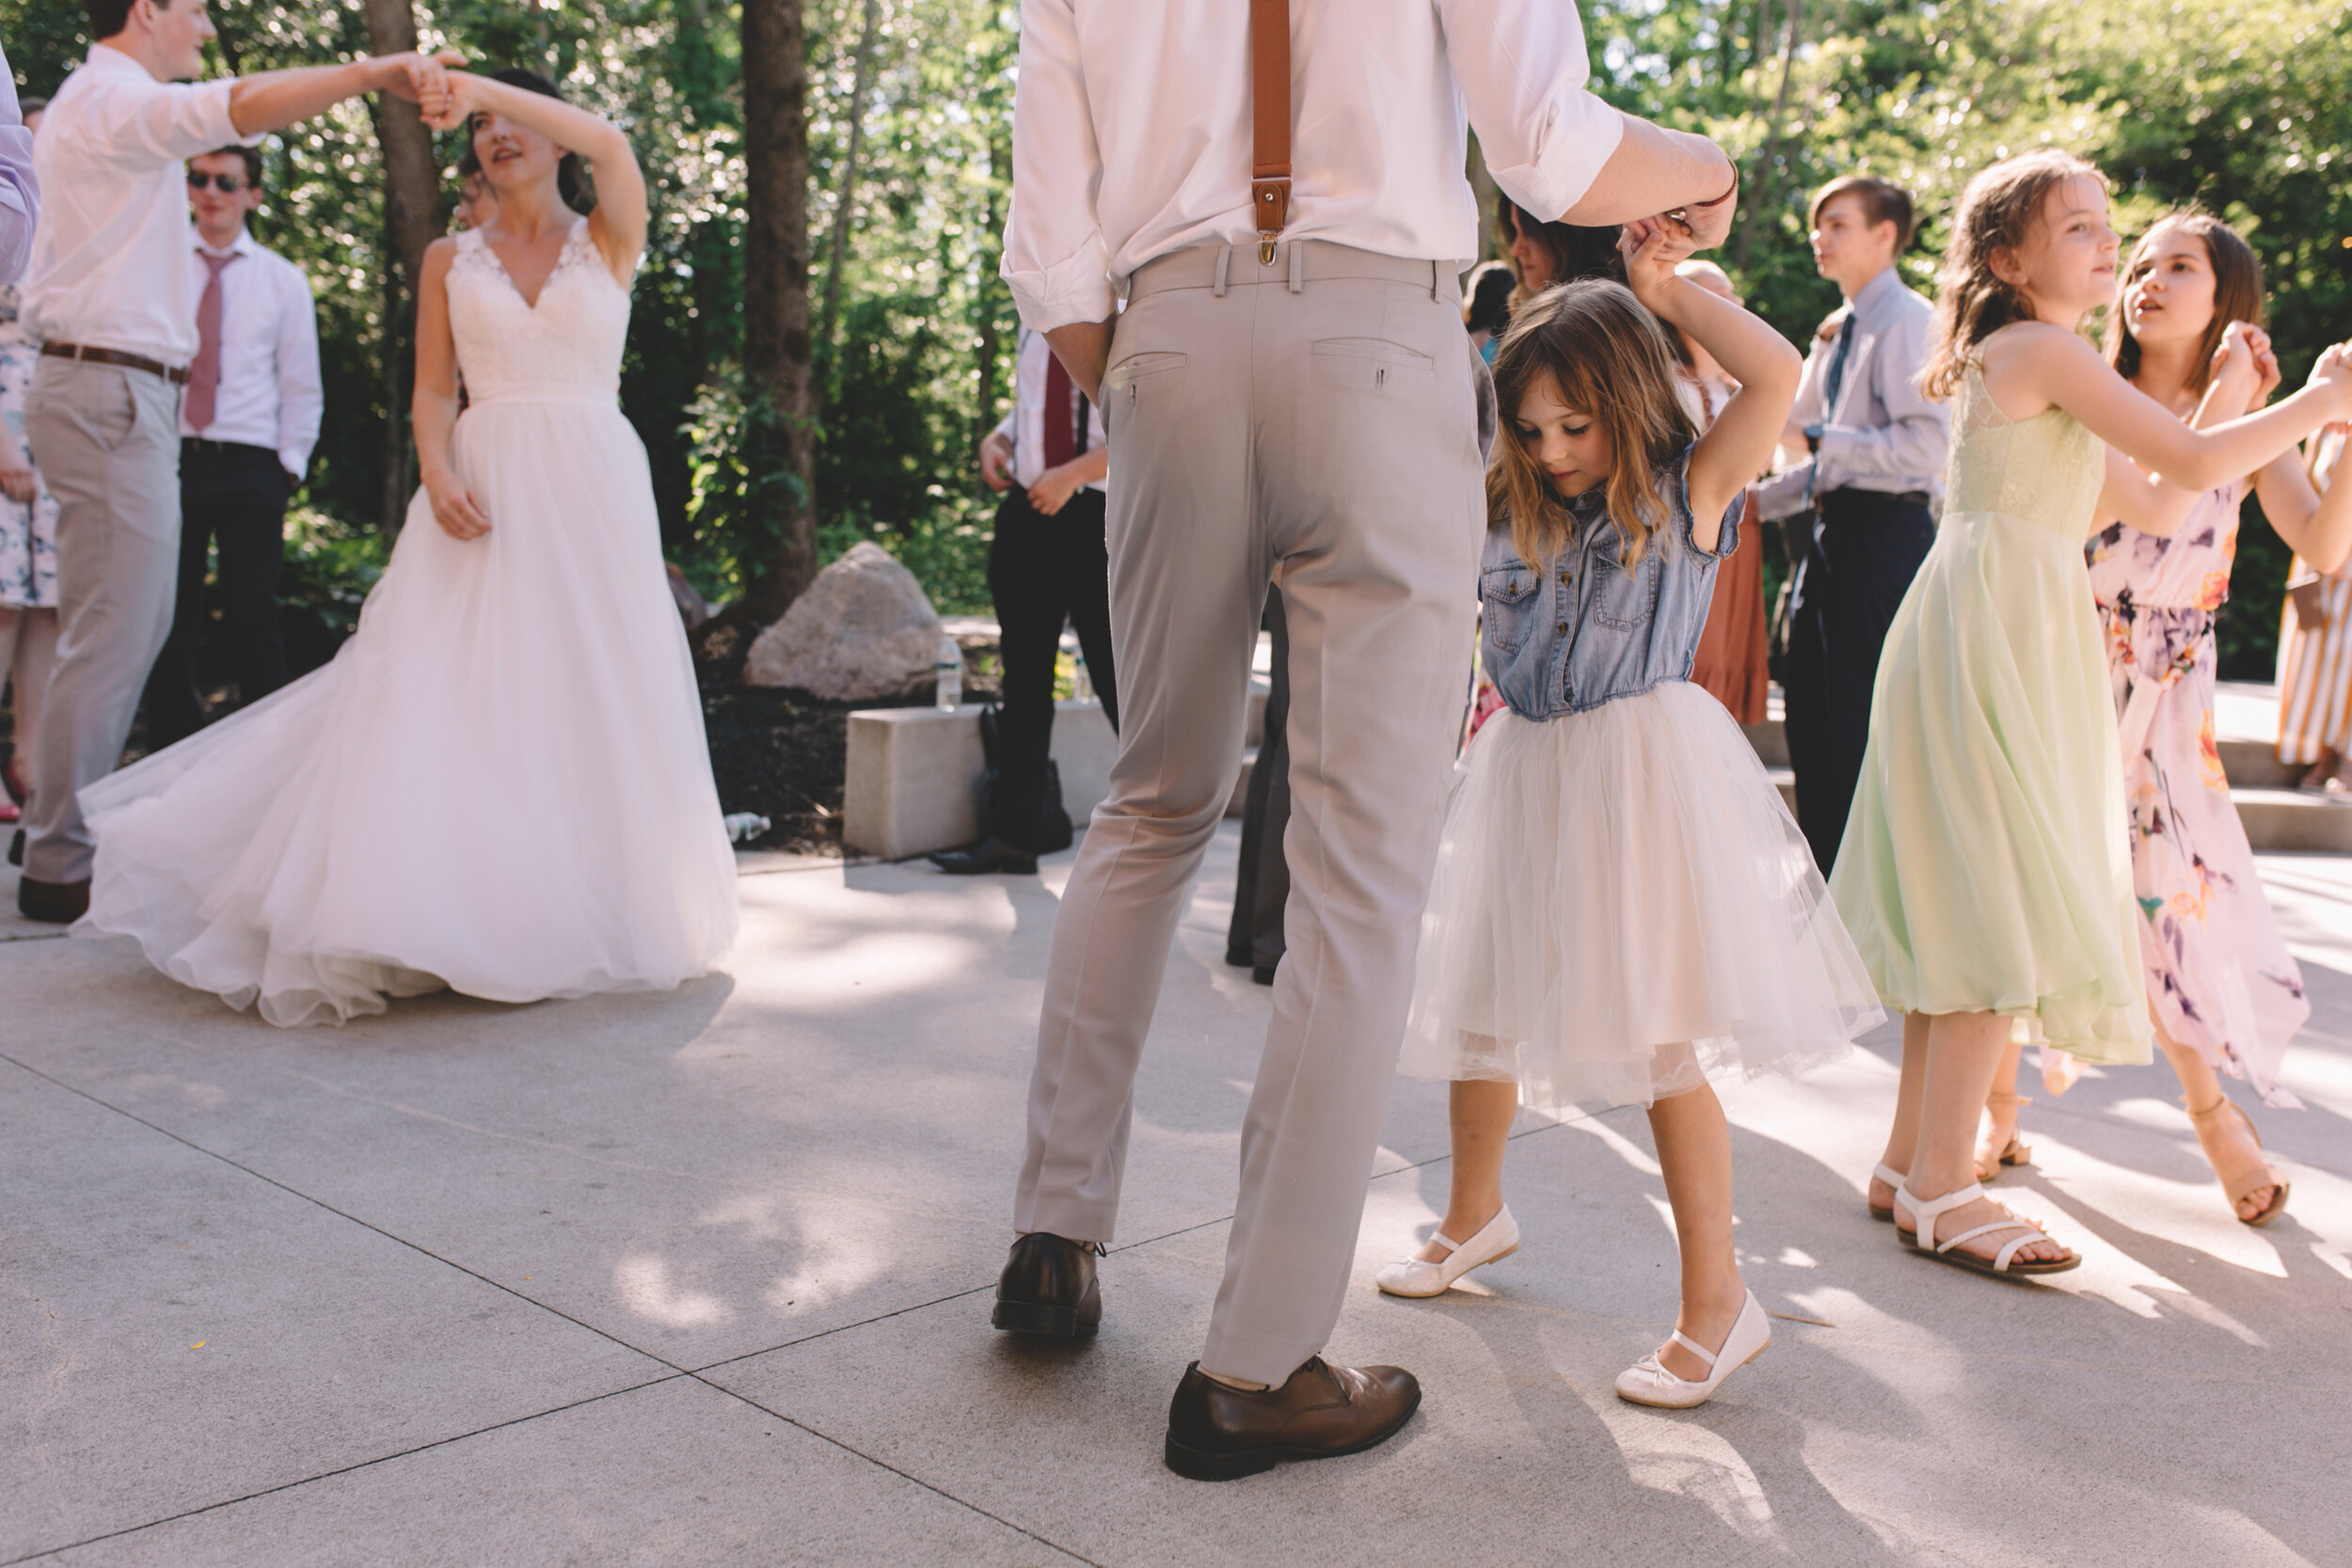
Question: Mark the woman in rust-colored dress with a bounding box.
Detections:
[1671,261,1770,722]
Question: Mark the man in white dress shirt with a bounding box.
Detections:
[144,143,322,746]
[991,0,1740,1478]
[15,0,449,923]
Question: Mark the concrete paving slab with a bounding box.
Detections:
[0,826,1448,1375]
[37,1375,1078,1567]
[0,1063,667,1563]
[711,1037,2352,1568]
[5,817,2347,1565]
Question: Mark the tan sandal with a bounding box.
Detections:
[2183,1094,2289,1227]
[1975,1090,2032,1182]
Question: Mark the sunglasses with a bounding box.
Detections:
[185,171,250,193]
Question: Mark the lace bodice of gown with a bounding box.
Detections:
[447,220,629,407]
[1942,360,2103,537]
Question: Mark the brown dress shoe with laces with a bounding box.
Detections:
[17,876,90,924]
[991,1232,1103,1338]
[1163,1356,1421,1481]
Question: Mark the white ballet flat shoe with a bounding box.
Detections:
[1613,1289,1771,1409]
[1375,1207,1520,1298]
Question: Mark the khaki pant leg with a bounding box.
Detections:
[1202,275,1486,1385]
[1016,282,1268,1244]
[22,359,183,882]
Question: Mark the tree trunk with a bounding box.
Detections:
[361,0,447,536]
[817,0,882,352]
[743,0,819,619]
[1735,0,1804,273]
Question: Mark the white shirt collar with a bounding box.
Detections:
[196,229,260,261]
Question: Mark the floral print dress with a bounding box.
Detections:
[0,285,57,610]
[2087,482,2308,1107]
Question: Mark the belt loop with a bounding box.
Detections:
[1430,260,1440,302]
[1214,245,1231,298]
[1288,241,1305,294]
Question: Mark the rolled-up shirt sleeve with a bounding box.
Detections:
[1815,308,1950,488]
[1753,339,1829,522]
[1440,0,1625,222]
[0,60,38,285]
[86,72,253,166]
[1001,0,1114,330]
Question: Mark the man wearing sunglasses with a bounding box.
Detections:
[143,146,320,747]
[13,0,453,923]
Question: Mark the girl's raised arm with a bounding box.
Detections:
[2096,324,2269,539]
[1619,225,1802,547]
[1985,322,2352,496]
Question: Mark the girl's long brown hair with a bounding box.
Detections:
[1921,150,2104,401]
[1487,280,1696,570]
[2105,210,2265,398]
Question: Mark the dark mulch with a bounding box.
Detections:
[693,620,1002,857]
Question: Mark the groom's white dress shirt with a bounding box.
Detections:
[23,45,263,364]
[1002,0,1627,330]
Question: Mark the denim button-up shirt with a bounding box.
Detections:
[1480,450,1740,721]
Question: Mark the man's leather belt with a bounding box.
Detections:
[40,341,192,386]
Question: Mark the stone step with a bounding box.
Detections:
[1759,770,2352,854]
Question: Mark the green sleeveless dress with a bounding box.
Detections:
[1828,357,2153,1064]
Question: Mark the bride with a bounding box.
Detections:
[78,68,739,1026]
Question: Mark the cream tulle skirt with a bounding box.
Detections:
[77,401,739,1026]
[1401,683,1883,1110]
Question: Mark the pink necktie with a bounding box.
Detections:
[184,249,238,432]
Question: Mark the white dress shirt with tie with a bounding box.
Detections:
[991,329,1110,492]
[21,45,263,364]
[1754,265,1950,521]
[180,230,324,480]
[1000,0,1628,330]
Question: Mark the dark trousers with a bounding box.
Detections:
[989,483,1118,852]
[1782,487,1935,875]
[1226,589,1291,972]
[147,441,291,747]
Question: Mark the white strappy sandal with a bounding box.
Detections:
[1375,1207,1519,1298]
[1613,1290,1771,1409]
[1895,1180,2079,1277]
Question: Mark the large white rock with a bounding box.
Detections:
[743,541,944,700]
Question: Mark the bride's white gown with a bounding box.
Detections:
[80,220,739,1026]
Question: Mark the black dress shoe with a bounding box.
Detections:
[1251,963,1278,986]
[929,837,1039,876]
[992,1232,1103,1338]
[8,827,22,867]
[17,875,90,924]
[1164,1357,1421,1481]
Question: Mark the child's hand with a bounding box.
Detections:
[2311,343,2352,418]
[1616,222,1693,310]
[2207,322,2266,410]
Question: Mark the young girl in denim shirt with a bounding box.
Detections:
[1379,226,1885,1408]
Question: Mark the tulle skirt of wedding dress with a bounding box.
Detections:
[78,399,739,1026]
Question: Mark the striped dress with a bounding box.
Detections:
[2276,433,2352,768]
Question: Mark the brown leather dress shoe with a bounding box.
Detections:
[1164,1356,1421,1481]
[991,1232,1103,1338]
[17,875,90,924]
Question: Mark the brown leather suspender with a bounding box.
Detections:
[1249,0,1291,263]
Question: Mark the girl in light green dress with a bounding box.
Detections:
[1834,150,2352,1278]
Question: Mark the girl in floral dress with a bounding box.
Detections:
[1977,213,2352,1226]
[0,272,59,831]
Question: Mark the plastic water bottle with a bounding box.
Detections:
[934,633,962,709]
[1073,651,1094,704]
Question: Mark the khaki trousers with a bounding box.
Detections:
[22,357,183,883]
[1015,242,1486,1386]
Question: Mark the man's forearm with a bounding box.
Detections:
[229,60,389,137]
[1561,116,1734,234]
[1045,317,1117,404]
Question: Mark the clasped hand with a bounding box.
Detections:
[425,469,491,541]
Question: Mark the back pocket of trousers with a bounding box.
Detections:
[1310,338,1433,394]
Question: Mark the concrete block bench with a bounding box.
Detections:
[844,701,1118,861]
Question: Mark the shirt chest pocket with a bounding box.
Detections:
[1479,563,1542,654]
[1590,550,1661,630]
